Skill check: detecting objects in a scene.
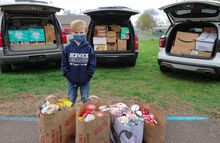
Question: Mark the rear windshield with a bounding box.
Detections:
[6,14,58,51]
[170,3,220,18]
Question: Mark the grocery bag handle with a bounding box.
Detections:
[45,95,58,104]
[110,116,121,143]
[119,130,133,140]
[87,95,100,106]
[110,116,133,143]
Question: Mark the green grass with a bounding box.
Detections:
[0,40,220,118]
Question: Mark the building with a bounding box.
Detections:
[56,14,90,34]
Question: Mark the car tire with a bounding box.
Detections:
[127,59,136,67]
[54,61,61,67]
[0,64,12,73]
[159,65,171,72]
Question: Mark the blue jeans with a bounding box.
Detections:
[68,81,90,103]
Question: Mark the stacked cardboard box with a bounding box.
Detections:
[191,50,212,57]
[93,25,129,51]
[118,40,127,51]
[93,25,107,51]
[171,31,199,55]
[196,32,217,52]
[107,31,116,43]
[44,24,56,42]
[120,27,129,40]
[107,31,117,50]
[171,30,217,57]
[94,25,107,37]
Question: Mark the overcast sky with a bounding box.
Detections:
[50,0,177,14]
[47,0,178,24]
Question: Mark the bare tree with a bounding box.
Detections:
[136,9,157,31]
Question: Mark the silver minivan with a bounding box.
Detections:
[158,1,220,76]
[0,0,67,72]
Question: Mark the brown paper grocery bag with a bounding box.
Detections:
[38,106,76,143]
[142,105,167,143]
[75,103,110,143]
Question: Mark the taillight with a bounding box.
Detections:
[135,35,138,50]
[0,33,3,47]
[61,31,67,44]
[159,37,165,47]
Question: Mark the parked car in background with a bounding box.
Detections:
[158,1,220,76]
[84,6,139,66]
[0,0,67,72]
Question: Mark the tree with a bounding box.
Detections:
[136,9,156,31]
[62,9,71,15]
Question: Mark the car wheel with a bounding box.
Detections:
[127,59,136,67]
[0,64,12,73]
[214,73,220,81]
[159,65,171,72]
[54,61,61,67]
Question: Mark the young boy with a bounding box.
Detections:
[61,20,96,103]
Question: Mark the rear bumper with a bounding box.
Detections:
[158,59,220,75]
[0,51,62,64]
[96,52,138,63]
[158,48,220,74]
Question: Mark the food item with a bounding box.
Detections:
[131,104,140,113]
[81,103,96,118]
[99,105,109,112]
[41,104,57,115]
[84,114,95,122]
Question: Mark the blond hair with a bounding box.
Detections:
[70,19,87,33]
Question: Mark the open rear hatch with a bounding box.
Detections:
[160,1,220,58]
[0,2,62,54]
[160,1,220,24]
[84,7,139,53]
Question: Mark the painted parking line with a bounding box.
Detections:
[0,116,209,122]
[166,116,209,121]
[0,116,37,122]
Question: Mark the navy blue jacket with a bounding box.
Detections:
[61,39,96,85]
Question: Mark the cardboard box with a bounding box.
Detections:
[121,27,129,33]
[8,30,30,42]
[111,25,121,32]
[29,28,45,42]
[171,31,200,55]
[117,40,127,51]
[196,32,217,52]
[198,51,212,57]
[44,24,56,42]
[204,27,216,33]
[191,50,212,57]
[38,106,76,143]
[120,27,130,39]
[93,37,107,45]
[107,31,116,43]
[121,33,129,40]
[107,43,117,51]
[94,44,107,51]
[94,25,107,37]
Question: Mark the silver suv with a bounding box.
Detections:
[158,1,220,76]
[0,0,67,72]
